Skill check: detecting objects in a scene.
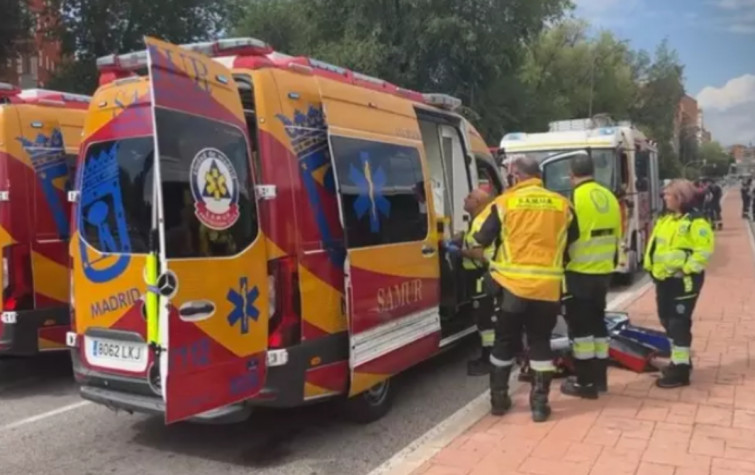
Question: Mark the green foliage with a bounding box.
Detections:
[234,0,573,142]
[40,0,689,180]
[45,0,238,93]
[699,141,731,177]
[0,0,33,67]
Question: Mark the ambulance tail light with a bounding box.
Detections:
[2,244,33,312]
[267,257,301,349]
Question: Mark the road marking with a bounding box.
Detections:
[368,277,654,475]
[0,401,91,432]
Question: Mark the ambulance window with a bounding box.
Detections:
[156,108,258,259]
[475,157,503,195]
[65,154,77,190]
[79,137,154,254]
[330,136,428,248]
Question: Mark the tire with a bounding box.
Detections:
[343,378,394,424]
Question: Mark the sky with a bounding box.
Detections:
[574,0,755,147]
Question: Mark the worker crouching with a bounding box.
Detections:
[645,179,714,388]
[472,156,577,422]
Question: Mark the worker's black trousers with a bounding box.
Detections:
[743,195,751,217]
[563,272,612,360]
[464,268,495,348]
[490,293,558,371]
[655,273,705,361]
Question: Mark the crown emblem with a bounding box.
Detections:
[81,143,121,204]
[276,106,328,158]
[16,129,66,172]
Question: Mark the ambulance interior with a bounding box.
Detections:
[417,111,503,324]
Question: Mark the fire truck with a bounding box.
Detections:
[499,115,662,280]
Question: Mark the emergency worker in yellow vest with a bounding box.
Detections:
[560,153,622,400]
[473,156,578,422]
[446,189,497,376]
[644,179,714,388]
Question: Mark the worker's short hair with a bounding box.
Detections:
[665,179,699,209]
[570,153,594,178]
[511,156,541,179]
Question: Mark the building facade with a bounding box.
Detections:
[0,0,61,88]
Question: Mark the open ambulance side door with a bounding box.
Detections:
[145,37,269,423]
[316,79,442,397]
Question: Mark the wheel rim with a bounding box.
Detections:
[364,380,389,406]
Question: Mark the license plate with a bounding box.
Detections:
[84,337,148,373]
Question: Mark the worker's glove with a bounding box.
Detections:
[443,240,461,255]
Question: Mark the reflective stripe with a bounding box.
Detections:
[653,250,687,262]
[476,277,484,294]
[675,293,698,301]
[480,329,495,347]
[569,235,618,252]
[491,264,564,278]
[572,336,595,360]
[490,355,514,368]
[530,360,556,372]
[595,338,609,359]
[569,251,617,264]
[671,346,691,365]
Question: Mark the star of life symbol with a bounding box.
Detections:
[226,277,260,335]
[190,147,240,230]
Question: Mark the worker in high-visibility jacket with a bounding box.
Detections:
[560,153,622,400]
[473,156,579,423]
[644,179,714,388]
[446,189,497,376]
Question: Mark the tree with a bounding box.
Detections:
[699,141,731,178]
[517,20,639,131]
[629,40,685,179]
[45,0,239,93]
[0,0,33,68]
[234,0,574,143]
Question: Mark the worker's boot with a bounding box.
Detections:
[656,363,690,389]
[489,365,513,416]
[530,371,553,423]
[468,347,492,376]
[560,359,598,399]
[594,358,608,393]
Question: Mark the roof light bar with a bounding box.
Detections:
[309,58,348,76]
[0,82,20,98]
[423,93,462,111]
[96,37,273,72]
[18,89,91,104]
[353,71,386,87]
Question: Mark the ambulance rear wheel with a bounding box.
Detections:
[343,379,393,424]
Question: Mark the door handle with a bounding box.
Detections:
[421,245,437,257]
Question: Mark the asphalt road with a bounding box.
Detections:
[0,278,646,475]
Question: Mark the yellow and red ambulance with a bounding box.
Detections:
[68,37,503,424]
[0,83,89,356]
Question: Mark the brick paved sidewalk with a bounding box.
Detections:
[414,192,755,475]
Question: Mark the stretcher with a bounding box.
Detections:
[517,311,666,381]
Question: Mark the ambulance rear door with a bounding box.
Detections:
[146,37,269,423]
[315,76,442,396]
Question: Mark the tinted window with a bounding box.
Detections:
[476,157,503,195]
[331,136,428,248]
[636,149,650,180]
[156,108,258,259]
[543,149,617,197]
[79,137,154,254]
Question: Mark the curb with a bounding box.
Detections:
[368,277,652,475]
